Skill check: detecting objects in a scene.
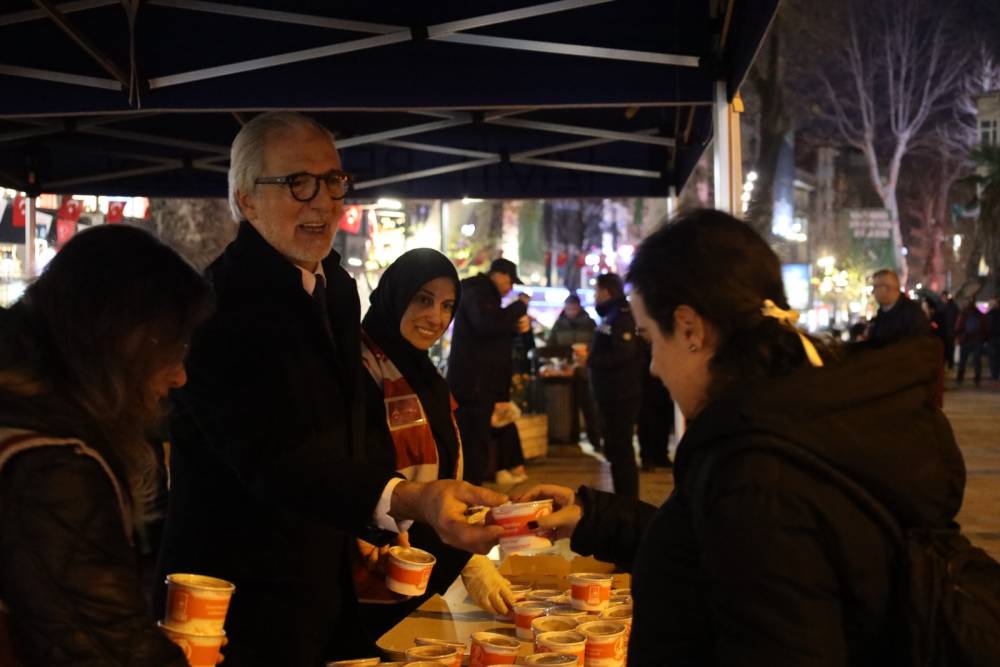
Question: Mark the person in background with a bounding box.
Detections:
[588,273,642,499]
[943,291,960,370]
[955,300,990,387]
[867,269,930,345]
[447,258,530,485]
[156,112,505,666]
[518,209,963,665]
[549,294,603,452]
[356,248,516,638]
[548,294,596,347]
[987,299,1000,384]
[0,225,213,666]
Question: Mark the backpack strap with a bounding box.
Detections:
[0,428,133,543]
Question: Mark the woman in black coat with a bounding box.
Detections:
[521,210,964,666]
[0,226,213,666]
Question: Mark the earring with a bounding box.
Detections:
[688,344,698,353]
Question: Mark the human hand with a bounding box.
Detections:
[391,480,507,554]
[517,315,531,334]
[461,554,516,615]
[514,484,582,541]
[518,293,531,305]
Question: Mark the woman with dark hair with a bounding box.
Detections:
[0,225,213,666]
[356,249,516,638]
[520,210,964,665]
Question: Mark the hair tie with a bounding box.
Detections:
[760,299,824,368]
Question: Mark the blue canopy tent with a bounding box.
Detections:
[0,0,778,202]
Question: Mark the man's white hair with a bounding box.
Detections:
[227,111,337,222]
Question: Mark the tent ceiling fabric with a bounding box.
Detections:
[0,0,778,199]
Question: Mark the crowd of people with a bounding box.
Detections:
[0,111,974,666]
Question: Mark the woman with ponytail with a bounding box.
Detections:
[518,209,963,665]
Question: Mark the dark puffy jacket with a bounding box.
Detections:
[868,295,930,345]
[547,311,596,347]
[446,273,527,403]
[0,438,186,666]
[588,296,643,403]
[570,336,964,666]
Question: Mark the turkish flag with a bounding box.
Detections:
[12,196,25,228]
[55,218,77,247]
[338,205,362,234]
[107,200,126,224]
[57,197,83,223]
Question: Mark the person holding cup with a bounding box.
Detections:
[355,249,517,637]
[0,226,213,666]
[517,210,964,665]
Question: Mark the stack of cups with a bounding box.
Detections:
[496,582,532,622]
[160,573,235,667]
[513,600,552,640]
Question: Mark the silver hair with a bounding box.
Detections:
[227,111,337,222]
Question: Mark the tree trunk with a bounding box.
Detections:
[147,198,237,271]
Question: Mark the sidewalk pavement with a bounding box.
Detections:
[503,377,1000,560]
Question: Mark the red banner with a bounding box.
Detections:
[107,200,126,224]
[12,196,24,228]
[56,197,83,223]
[56,218,77,247]
[338,205,363,234]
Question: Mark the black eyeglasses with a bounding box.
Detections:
[254,169,354,201]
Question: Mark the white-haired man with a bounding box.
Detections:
[155,112,506,666]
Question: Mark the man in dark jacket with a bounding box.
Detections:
[588,273,642,499]
[867,269,930,345]
[955,301,990,386]
[155,112,504,667]
[987,299,1000,383]
[547,294,596,347]
[447,258,529,485]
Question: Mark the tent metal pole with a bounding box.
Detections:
[23,193,36,278]
[712,80,732,212]
[433,33,699,67]
[488,117,675,146]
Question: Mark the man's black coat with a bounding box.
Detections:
[446,273,527,403]
[155,222,395,666]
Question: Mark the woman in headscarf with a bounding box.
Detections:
[0,225,213,666]
[355,248,515,638]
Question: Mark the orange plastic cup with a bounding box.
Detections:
[525,653,579,666]
[568,573,613,612]
[164,574,235,635]
[577,621,628,667]
[414,637,466,661]
[487,500,554,553]
[158,621,224,667]
[531,616,579,647]
[544,605,591,620]
[405,644,462,667]
[469,632,520,667]
[325,659,380,666]
[535,630,586,665]
[599,605,633,641]
[513,600,551,639]
[386,546,436,597]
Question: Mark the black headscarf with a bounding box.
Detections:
[362,249,462,479]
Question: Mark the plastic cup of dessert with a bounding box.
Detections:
[405,643,461,667]
[534,630,586,665]
[158,621,225,667]
[568,573,613,612]
[469,632,520,667]
[386,546,436,597]
[577,620,628,667]
[164,573,235,636]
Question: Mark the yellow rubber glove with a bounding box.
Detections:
[461,554,516,615]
